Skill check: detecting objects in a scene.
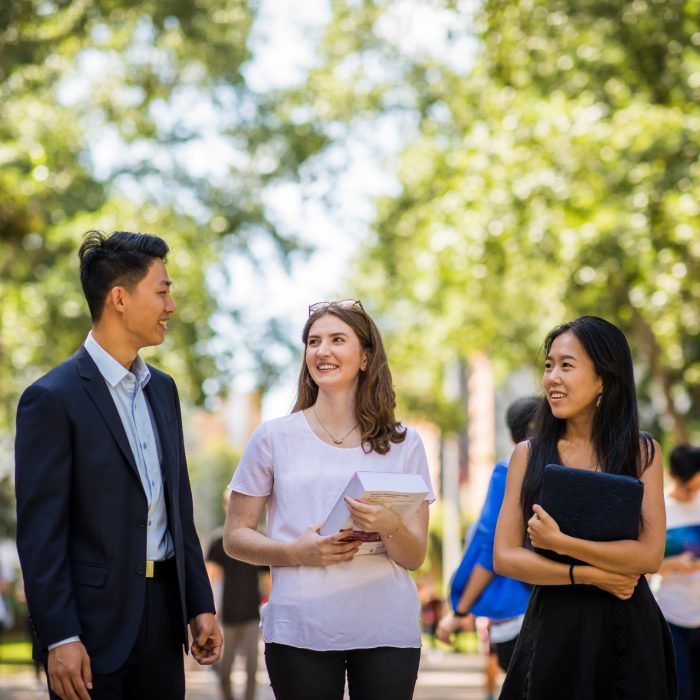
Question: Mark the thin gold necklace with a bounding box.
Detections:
[312,405,359,445]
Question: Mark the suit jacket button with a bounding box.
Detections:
[135,564,145,575]
[137,519,146,528]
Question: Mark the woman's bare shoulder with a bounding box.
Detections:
[506,440,532,476]
[512,439,533,459]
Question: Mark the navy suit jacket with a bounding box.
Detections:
[14,346,215,674]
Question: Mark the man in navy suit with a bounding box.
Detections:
[15,230,222,699]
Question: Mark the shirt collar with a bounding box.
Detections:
[84,332,151,389]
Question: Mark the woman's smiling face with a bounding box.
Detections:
[544,330,603,421]
[305,314,368,392]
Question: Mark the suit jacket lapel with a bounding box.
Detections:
[144,375,178,488]
[74,346,141,482]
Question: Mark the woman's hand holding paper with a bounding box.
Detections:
[345,496,429,570]
[344,497,402,538]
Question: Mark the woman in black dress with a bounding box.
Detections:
[494,316,677,699]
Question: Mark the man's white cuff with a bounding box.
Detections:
[48,636,80,650]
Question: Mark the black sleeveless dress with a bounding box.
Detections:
[499,575,677,699]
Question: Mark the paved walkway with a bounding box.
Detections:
[0,648,502,699]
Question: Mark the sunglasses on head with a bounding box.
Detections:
[308,299,364,316]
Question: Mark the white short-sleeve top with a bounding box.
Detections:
[229,411,435,651]
[654,491,700,627]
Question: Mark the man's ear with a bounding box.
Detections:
[106,286,128,314]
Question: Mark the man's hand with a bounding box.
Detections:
[47,641,92,700]
[189,612,222,665]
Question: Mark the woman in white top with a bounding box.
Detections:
[655,444,700,700]
[223,300,434,700]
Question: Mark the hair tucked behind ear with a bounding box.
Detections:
[292,303,406,454]
[520,316,654,524]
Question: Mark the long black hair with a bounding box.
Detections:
[520,316,654,523]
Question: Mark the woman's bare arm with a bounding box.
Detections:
[494,442,575,585]
[223,491,360,567]
[494,442,639,600]
[528,441,666,575]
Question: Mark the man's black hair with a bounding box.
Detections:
[506,396,541,444]
[669,444,700,483]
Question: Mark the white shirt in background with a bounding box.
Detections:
[654,491,700,628]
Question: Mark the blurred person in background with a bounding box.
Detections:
[417,572,444,647]
[0,545,14,634]
[437,396,539,699]
[223,300,434,700]
[654,444,700,700]
[206,489,263,700]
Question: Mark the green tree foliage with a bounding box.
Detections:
[0,0,328,429]
[296,0,700,444]
[187,437,241,536]
[0,475,16,539]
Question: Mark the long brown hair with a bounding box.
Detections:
[292,301,406,454]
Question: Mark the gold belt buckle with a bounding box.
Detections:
[145,560,155,578]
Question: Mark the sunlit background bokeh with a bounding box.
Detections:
[2,0,700,664]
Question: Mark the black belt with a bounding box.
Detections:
[145,557,175,579]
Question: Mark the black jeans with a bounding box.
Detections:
[492,635,518,672]
[265,642,421,700]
